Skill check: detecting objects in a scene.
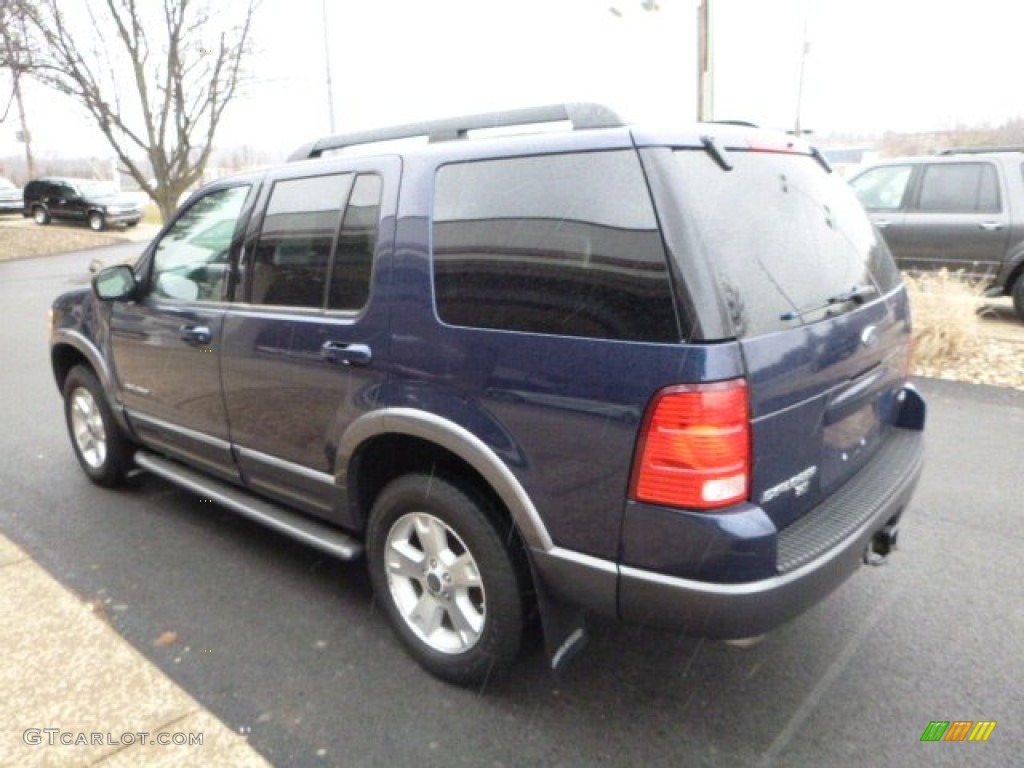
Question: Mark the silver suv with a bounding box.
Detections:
[850,147,1024,320]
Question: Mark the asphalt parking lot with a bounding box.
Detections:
[0,244,1020,767]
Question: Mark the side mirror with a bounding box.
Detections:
[93,264,138,301]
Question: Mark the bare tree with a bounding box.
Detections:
[19,0,258,222]
[0,0,37,179]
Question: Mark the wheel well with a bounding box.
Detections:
[349,434,536,579]
[51,344,90,394]
[349,434,507,529]
[1009,261,1024,295]
[350,432,538,620]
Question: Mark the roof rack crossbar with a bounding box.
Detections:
[287,102,624,162]
[939,145,1024,155]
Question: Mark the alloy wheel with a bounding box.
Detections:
[69,386,108,469]
[383,511,486,654]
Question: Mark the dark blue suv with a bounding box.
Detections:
[50,104,925,685]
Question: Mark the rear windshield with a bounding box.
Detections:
[671,149,900,337]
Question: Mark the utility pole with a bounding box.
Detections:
[12,69,35,179]
[0,14,35,179]
[696,0,713,122]
[322,0,336,134]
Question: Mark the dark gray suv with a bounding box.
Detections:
[850,148,1024,320]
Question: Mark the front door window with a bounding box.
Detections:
[151,185,251,302]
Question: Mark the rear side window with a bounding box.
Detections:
[672,150,900,337]
[329,174,381,311]
[432,151,679,342]
[250,173,382,310]
[915,162,1000,213]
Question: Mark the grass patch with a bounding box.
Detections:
[0,223,121,262]
[903,270,985,367]
[142,202,163,226]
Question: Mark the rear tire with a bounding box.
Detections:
[88,212,105,232]
[33,206,50,225]
[1012,274,1024,322]
[366,474,528,686]
[63,365,132,486]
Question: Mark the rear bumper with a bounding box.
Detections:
[619,431,922,638]
[532,422,924,640]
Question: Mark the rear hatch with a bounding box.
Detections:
[638,132,911,535]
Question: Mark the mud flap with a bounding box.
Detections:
[531,566,589,671]
[895,385,926,431]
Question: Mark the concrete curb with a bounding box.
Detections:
[0,534,271,767]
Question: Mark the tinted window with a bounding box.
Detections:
[849,164,912,210]
[250,174,353,308]
[151,185,251,302]
[672,150,900,337]
[328,174,381,311]
[433,151,679,342]
[916,162,1000,213]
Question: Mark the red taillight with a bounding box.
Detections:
[630,380,750,510]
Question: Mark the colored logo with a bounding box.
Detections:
[920,721,997,742]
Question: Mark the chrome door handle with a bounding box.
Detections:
[978,221,1003,232]
[180,325,212,345]
[874,219,891,229]
[320,341,372,367]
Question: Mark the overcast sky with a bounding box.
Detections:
[2,0,1022,162]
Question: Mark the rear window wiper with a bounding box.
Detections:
[781,284,877,322]
[700,135,734,171]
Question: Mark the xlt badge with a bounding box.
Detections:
[761,466,818,504]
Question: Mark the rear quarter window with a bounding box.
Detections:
[915,162,1000,213]
[671,149,901,337]
[432,151,680,342]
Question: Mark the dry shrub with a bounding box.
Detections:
[903,270,985,367]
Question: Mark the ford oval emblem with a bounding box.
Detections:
[861,325,880,348]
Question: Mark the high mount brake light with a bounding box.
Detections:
[630,380,750,510]
[745,136,831,171]
[746,135,806,154]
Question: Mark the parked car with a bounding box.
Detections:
[849,147,1024,320]
[49,104,926,685]
[0,176,23,214]
[23,176,143,231]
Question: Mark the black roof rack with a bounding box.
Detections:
[938,145,1024,155]
[287,102,624,162]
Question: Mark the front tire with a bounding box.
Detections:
[367,474,528,686]
[63,365,132,486]
[88,212,105,232]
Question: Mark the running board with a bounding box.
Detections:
[134,451,363,561]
